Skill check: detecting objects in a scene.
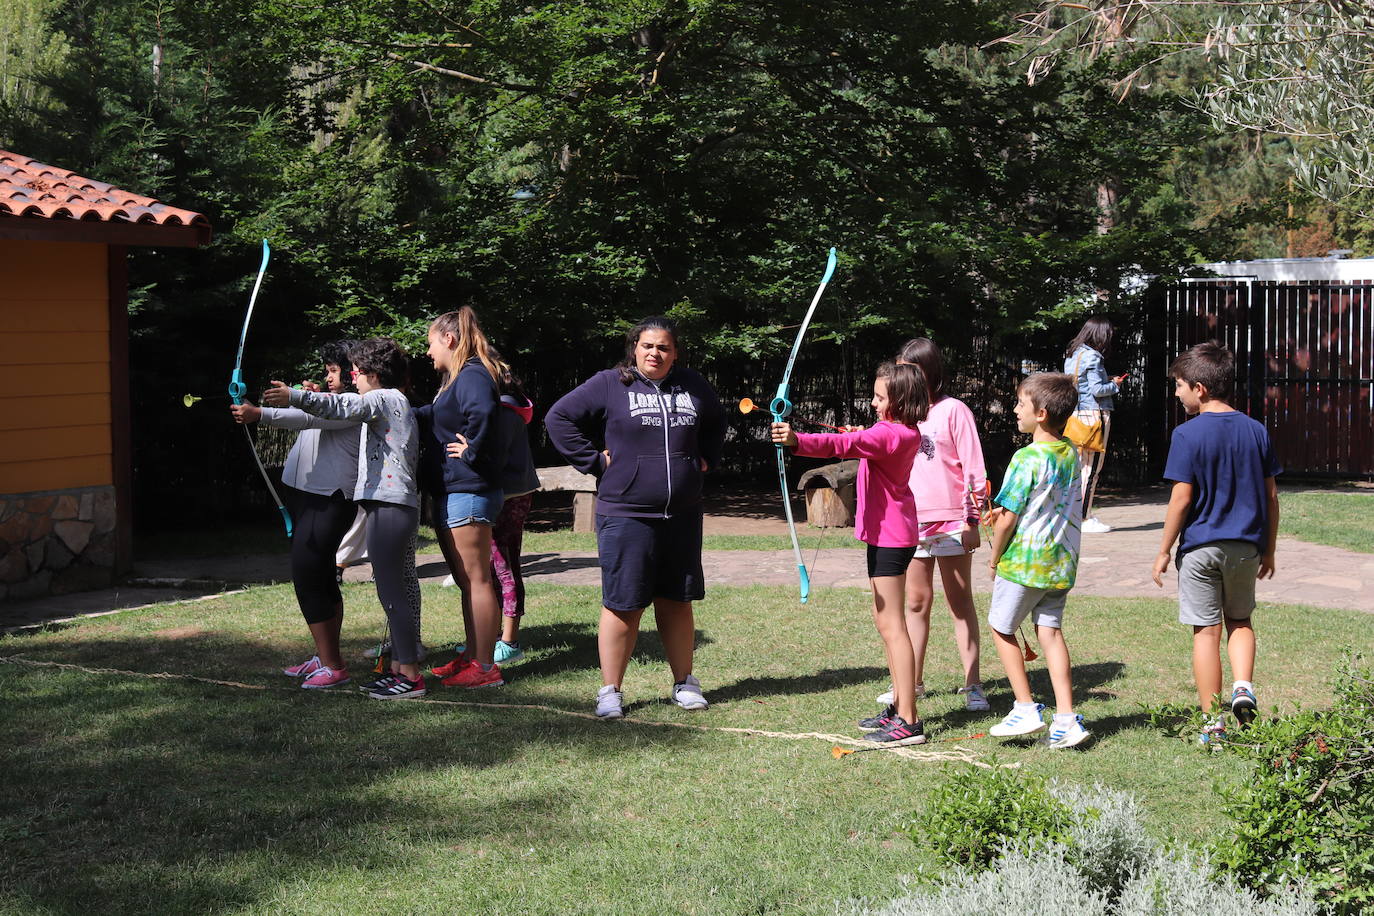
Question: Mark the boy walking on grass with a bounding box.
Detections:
[1152,341,1281,744]
[986,373,1090,749]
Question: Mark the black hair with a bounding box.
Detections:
[348,338,409,390]
[616,316,680,386]
[896,337,944,399]
[1018,372,1078,432]
[1065,316,1114,358]
[1169,340,1235,401]
[320,339,358,392]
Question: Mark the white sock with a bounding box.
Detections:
[1053,712,1077,724]
[1233,679,1254,693]
[1014,700,1040,710]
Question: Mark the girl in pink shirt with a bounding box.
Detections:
[898,338,989,712]
[771,362,929,746]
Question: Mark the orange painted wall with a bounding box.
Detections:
[0,240,112,493]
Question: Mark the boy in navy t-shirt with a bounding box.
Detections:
[1152,341,1281,744]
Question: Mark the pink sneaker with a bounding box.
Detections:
[283,656,323,678]
[442,662,504,688]
[301,665,351,689]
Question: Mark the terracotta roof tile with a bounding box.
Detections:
[0,149,209,229]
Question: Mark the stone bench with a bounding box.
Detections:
[796,460,857,528]
[536,466,598,533]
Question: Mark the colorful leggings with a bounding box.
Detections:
[490,493,533,619]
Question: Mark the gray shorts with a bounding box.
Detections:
[1177,540,1260,627]
[988,576,1069,635]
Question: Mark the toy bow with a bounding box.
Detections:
[228,239,293,537]
[770,247,838,603]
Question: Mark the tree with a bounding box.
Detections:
[998,0,1374,204]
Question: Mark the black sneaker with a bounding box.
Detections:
[367,674,427,700]
[358,673,398,693]
[1230,685,1258,727]
[862,716,926,746]
[858,704,897,732]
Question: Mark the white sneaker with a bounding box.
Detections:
[1041,714,1091,749]
[362,641,428,661]
[989,703,1047,737]
[596,684,624,719]
[672,674,709,710]
[876,683,925,705]
[960,683,990,712]
[1081,517,1112,534]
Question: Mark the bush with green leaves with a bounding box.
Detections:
[1210,653,1374,914]
[860,843,1320,916]
[909,767,1077,870]
[874,773,1320,915]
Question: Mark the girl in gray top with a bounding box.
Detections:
[1063,317,1128,532]
[231,341,360,689]
[264,338,427,699]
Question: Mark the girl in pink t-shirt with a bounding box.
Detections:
[896,338,989,712]
[771,362,929,746]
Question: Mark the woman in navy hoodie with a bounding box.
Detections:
[417,307,508,689]
[546,316,724,719]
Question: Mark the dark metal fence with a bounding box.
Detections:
[1162,279,1374,477]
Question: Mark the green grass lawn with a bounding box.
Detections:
[1278,487,1374,554]
[2,584,1366,915]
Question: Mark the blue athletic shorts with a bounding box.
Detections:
[596,513,705,612]
[445,488,504,528]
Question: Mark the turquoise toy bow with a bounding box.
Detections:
[228,239,293,537]
[770,247,838,603]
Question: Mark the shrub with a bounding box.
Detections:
[1210,653,1374,914]
[881,769,1320,916]
[864,844,1319,916]
[909,767,1077,870]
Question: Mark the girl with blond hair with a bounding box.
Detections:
[418,307,509,689]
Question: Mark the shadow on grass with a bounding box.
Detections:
[0,641,703,913]
[707,666,890,706]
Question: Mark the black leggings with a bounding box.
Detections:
[289,489,357,624]
[362,500,423,664]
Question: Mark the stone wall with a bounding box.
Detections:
[0,486,118,601]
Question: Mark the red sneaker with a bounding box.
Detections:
[431,656,473,679]
[442,663,504,688]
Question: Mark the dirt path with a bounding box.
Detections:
[5,486,1372,632]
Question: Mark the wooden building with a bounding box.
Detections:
[0,150,211,600]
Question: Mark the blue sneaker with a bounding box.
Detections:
[989,703,1047,737]
[1230,685,1257,727]
[1199,717,1227,747]
[493,640,524,664]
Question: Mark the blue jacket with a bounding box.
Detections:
[545,366,724,518]
[492,394,541,498]
[414,357,501,496]
[1065,345,1118,411]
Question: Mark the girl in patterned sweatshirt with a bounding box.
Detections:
[263,338,425,699]
[771,362,930,745]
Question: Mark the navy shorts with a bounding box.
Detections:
[596,513,705,612]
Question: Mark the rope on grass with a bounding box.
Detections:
[0,654,995,766]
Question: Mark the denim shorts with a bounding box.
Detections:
[445,488,504,528]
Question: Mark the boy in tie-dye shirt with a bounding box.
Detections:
[985,373,1088,749]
